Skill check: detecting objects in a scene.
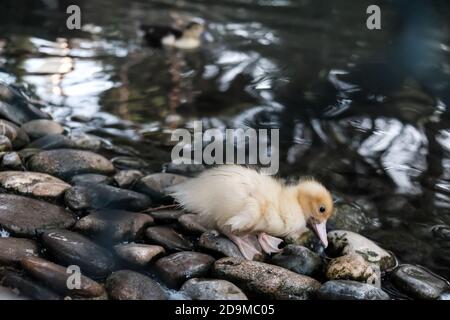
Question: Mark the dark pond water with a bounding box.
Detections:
[1,0,450,281]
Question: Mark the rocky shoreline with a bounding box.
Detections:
[0,82,449,300]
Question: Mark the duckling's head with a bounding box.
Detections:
[296,178,334,247]
[183,21,205,39]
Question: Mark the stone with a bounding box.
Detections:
[328,202,380,233]
[27,149,115,180]
[0,119,30,149]
[0,237,39,266]
[69,173,114,186]
[213,257,321,300]
[40,229,115,278]
[0,194,75,237]
[114,170,143,188]
[0,171,70,198]
[178,214,208,234]
[0,270,60,300]
[163,163,205,176]
[106,270,166,300]
[326,254,380,286]
[327,230,396,271]
[64,183,151,212]
[316,280,390,300]
[180,278,247,300]
[68,133,103,151]
[198,230,244,258]
[271,245,322,277]
[155,252,215,288]
[137,173,188,195]
[391,264,449,300]
[149,209,185,222]
[111,156,150,170]
[114,243,165,266]
[0,135,12,152]
[21,256,105,298]
[2,152,22,169]
[21,119,64,140]
[0,82,50,125]
[74,209,154,244]
[26,134,76,150]
[145,226,193,251]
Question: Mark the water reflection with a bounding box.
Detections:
[1,0,450,279]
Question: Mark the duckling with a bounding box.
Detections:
[140,21,205,49]
[169,165,334,260]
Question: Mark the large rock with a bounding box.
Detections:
[0,82,50,125]
[0,194,75,237]
[198,230,244,259]
[134,173,188,202]
[0,237,39,266]
[106,270,167,300]
[21,256,105,298]
[0,270,60,300]
[326,254,380,286]
[213,257,321,300]
[180,278,247,300]
[40,229,115,278]
[271,245,322,277]
[154,252,215,288]
[0,119,30,149]
[316,280,390,300]
[0,171,70,198]
[21,119,64,140]
[114,243,165,266]
[27,149,115,180]
[327,230,396,271]
[74,209,154,244]
[65,183,152,212]
[145,226,193,251]
[391,265,450,300]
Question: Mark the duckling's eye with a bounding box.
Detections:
[319,206,326,213]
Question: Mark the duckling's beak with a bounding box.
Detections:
[309,220,328,248]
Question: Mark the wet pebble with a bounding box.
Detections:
[0,119,30,149]
[0,171,70,198]
[198,230,244,258]
[0,135,12,152]
[26,134,76,150]
[106,270,167,300]
[75,209,154,244]
[134,173,187,203]
[391,264,450,300]
[155,252,215,288]
[0,270,60,300]
[68,133,103,151]
[432,225,450,241]
[213,257,321,300]
[69,173,114,186]
[316,280,390,300]
[326,254,380,286]
[114,170,143,188]
[0,194,75,237]
[327,230,396,271]
[114,243,165,266]
[21,256,105,298]
[41,229,115,278]
[163,163,205,176]
[180,278,247,300]
[0,237,39,266]
[149,209,185,222]
[2,151,22,169]
[27,149,115,180]
[145,226,193,251]
[328,202,380,233]
[21,119,64,140]
[271,245,322,277]
[65,183,151,212]
[111,156,151,170]
[178,214,208,234]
